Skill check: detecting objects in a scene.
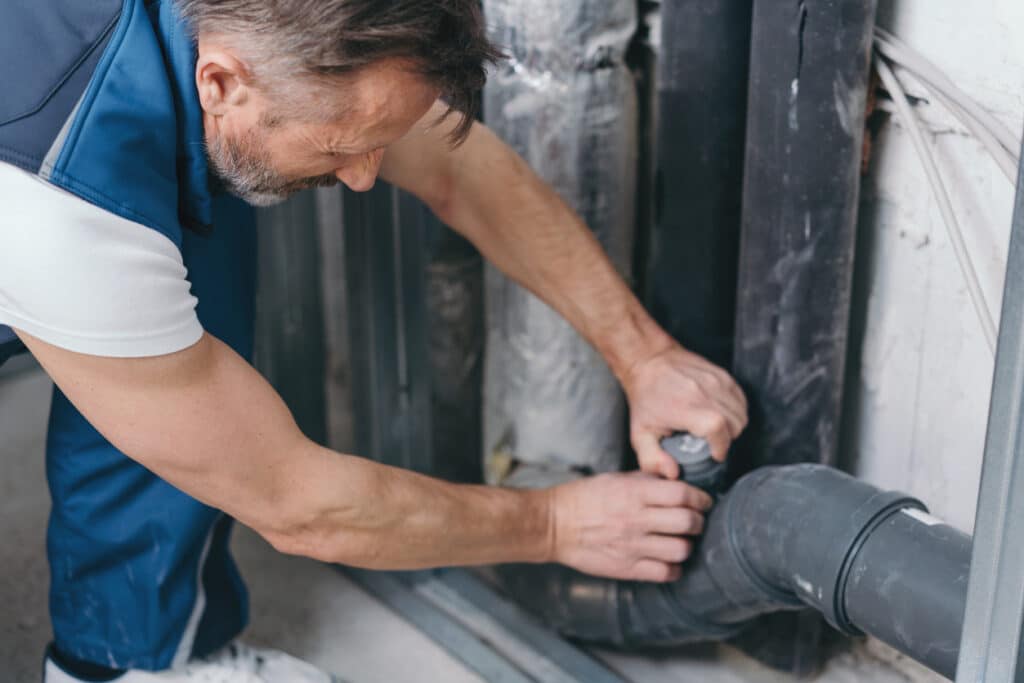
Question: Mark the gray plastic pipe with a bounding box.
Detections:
[497,464,970,679]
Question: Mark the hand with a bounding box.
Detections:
[624,343,748,478]
[549,472,712,582]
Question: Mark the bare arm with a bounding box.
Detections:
[381,103,748,475]
[18,328,708,581]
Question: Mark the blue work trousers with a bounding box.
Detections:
[45,197,257,670]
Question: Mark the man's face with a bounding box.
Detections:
[201,58,439,206]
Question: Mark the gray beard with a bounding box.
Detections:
[206,128,338,207]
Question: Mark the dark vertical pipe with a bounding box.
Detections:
[316,186,356,454]
[730,0,878,673]
[343,185,433,473]
[642,0,753,369]
[254,191,327,445]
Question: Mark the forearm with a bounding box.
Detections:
[460,140,669,379]
[381,103,748,475]
[18,330,552,569]
[268,441,553,567]
[387,117,673,381]
[19,327,714,582]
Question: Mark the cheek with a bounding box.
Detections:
[260,130,330,177]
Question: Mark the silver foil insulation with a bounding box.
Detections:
[481,0,638,482]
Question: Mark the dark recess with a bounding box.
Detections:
[642,0,753,370]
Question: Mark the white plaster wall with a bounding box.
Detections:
[845,0,1024,534]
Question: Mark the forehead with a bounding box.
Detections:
[293,60,438,145]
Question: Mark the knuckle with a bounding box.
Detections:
[664,482,688,506]
[621,518,643,539]
[686,511,705,535]
[675,538,693,561]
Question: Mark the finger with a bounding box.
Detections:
[692,371,745,440]
[642,507,705,536]
[716,370,748,412]
[638,534,694,564]
[630,559,683,583]
[633,430,679,480]
[711,397,746,441]
[686,409,732,462]
[703,367,748,423]
[640,479,713,511]
[729,377,749,415]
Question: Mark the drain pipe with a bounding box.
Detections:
[497,463,970,680]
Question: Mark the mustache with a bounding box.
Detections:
[260,172,339,196]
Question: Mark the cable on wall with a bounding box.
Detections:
[874,55,998,352]
[874,28,1020,183]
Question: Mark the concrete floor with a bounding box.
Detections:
[1,365,938,682]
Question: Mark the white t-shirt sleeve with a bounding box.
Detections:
[0,162,203,357]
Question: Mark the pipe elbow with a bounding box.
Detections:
[495,464,930,649]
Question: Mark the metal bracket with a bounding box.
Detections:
[342,567,627,683]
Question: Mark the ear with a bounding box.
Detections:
[195,38,253,116]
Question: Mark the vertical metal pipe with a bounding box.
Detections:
[730,0,878,673]
[329,180,480,479]
[316,186,356,454]
[956,134,1024,682]
[342,185,433,472]
[421,217,485,483]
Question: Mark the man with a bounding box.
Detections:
[0,1,748,681]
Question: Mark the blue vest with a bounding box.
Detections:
[0,0,214,364]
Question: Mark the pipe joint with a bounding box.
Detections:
[830,494,926,634]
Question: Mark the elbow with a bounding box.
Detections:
[256,502,343,564]
[256,499,382,567]
[259,521,343,564]
[262,526,382,567]
[248,442,391,566]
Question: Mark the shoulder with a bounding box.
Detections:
[0,162,202,357]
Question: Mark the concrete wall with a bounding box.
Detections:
[843,0,1024,534]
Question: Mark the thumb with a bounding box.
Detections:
[634,430,679,480]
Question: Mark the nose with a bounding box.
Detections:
[335,148,385,192]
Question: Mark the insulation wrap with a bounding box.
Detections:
[481,0,638,480]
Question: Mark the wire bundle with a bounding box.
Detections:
[872,28,1022,353]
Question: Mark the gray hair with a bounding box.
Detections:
[179,0,503,141]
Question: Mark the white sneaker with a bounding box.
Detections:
[44,641,345,683]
